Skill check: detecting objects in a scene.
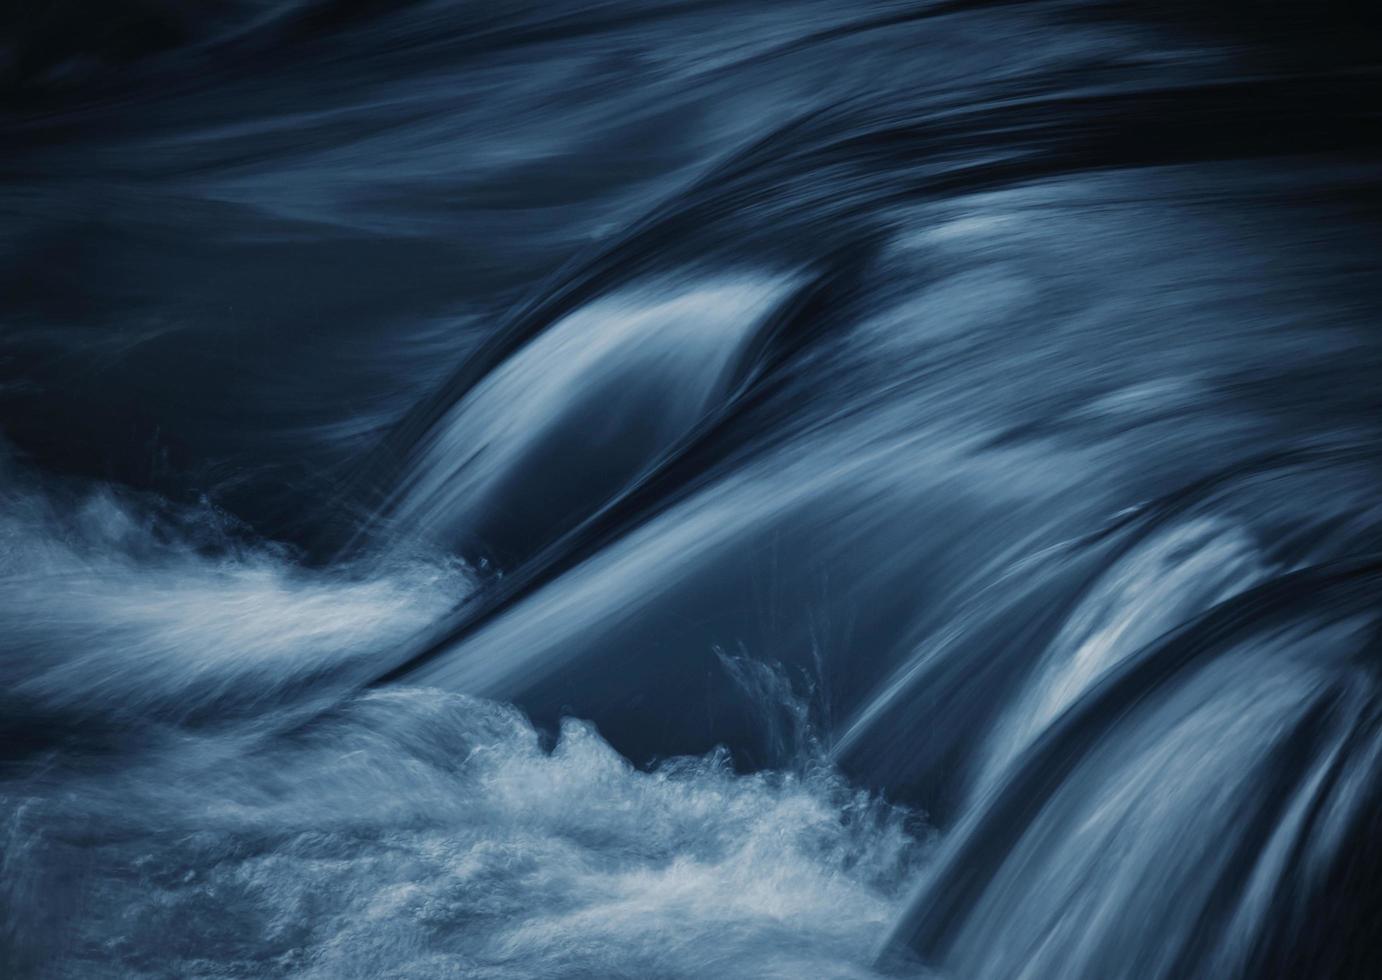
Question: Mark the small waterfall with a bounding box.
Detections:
[3,2,1380,977]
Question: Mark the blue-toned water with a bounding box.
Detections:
[3,2,1381,977]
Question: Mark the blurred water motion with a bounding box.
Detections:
[3,2,1381,977]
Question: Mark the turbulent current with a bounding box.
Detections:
[2,2,1381,978]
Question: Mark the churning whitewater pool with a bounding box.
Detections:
[2,2,1381,978]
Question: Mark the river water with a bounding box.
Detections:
[3,2,1380,977]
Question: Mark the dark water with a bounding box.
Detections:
[3,2,1382,977]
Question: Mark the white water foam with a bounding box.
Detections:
[3,689,928,979]
[0,468,929,980]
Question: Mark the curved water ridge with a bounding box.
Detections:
[384,272,799,560]
[882,562,1382,979]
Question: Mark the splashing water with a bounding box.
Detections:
[0,473,929,979]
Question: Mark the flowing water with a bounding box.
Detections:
[2,2,1381,977]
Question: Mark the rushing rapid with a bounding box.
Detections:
[3,2,1381,978]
